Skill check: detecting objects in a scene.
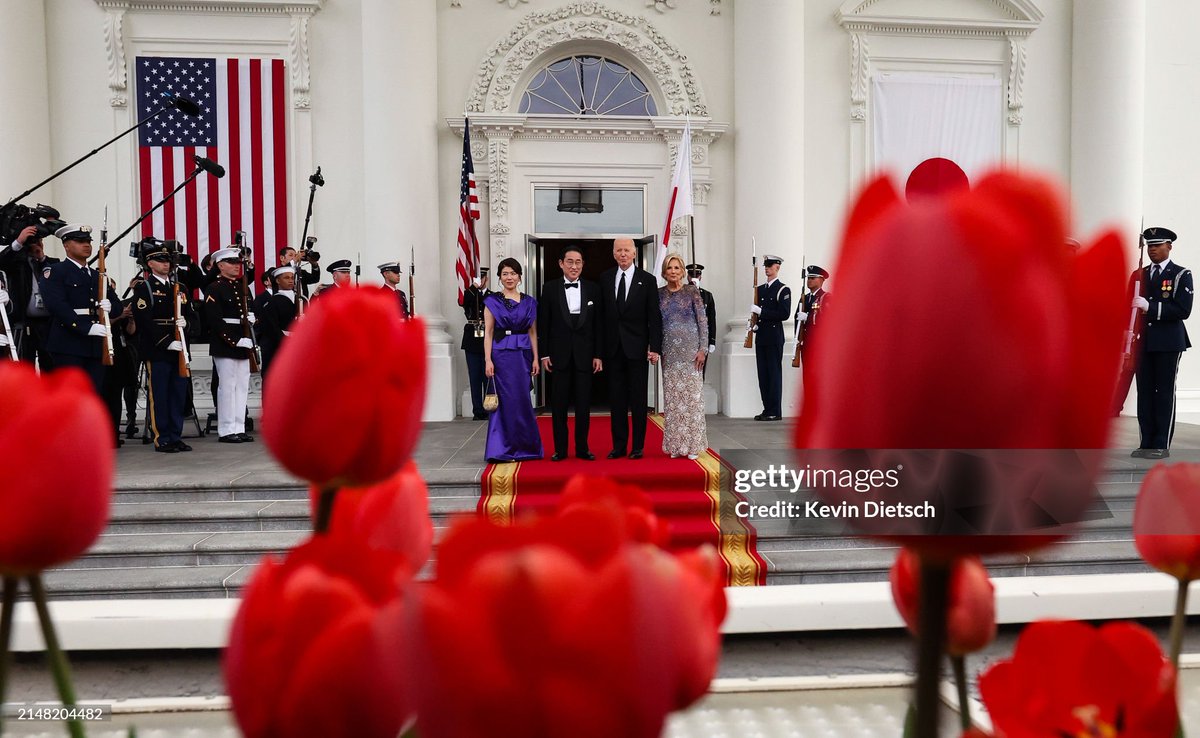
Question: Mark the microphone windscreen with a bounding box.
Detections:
[171,94,201,117]
[193,155,226,179]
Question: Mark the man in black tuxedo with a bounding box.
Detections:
[600,237,662,460]
[538,245,603,461]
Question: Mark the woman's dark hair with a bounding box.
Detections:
[496,257,523,277]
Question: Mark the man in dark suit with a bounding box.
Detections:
[1132,227,1193,459]
[461,267,492,420]
[0,225,60,369]
[687,263,717,379]
[539,245,603,461]
[600,237,662,459]
[750,254,791,421]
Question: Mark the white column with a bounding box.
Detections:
[361,0,455,421]
[1070,0,1144,240]
[0,0,53,206]
[724,0,805,417]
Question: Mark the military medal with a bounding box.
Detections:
[1162,279,1172,298]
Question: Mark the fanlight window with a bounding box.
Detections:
[519,56,658,116]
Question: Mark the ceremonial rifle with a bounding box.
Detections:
[172,251,191,378]
[792,257,807,368]
[0,272,16,361]
[409,246,416,318]
[1114,222,1146,415]
[743,237,758,348]
[98,208,115,366]
[236,231,260,373]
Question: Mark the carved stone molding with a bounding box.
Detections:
[490,223,511,235]
[671,221,688,237]
[466,2,708,116]
[104,8,128,106]
[645,0,676,13]
[1006,34,1027,124]
[491,235,508,260]
[289,13,313,107]
[693,181,711,206]
[486,134,511,221]
[95,0,323,14]
[710,0,721,16]
[498,0,529,8]
[849,31,868,116]
[110,94,130,108]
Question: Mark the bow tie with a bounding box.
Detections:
[564,282,578,289]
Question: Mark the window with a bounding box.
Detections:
[519,56,658,116]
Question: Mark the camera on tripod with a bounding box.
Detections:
[0,202,66,243]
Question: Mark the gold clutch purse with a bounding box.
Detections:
[483,377,499,413]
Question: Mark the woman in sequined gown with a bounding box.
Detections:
[483,258,543,462]
[657,253,708,459]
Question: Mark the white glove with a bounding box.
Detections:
[167,340,184,352]
[175,317,187,329]
[750,304,762,315]
[708,344,716,354]
[236,337,254,349]
[796,311,808,322]
[0,335,8,347]
[0,289,8,305]
[1133,296,1149,312]
[246,311,257,325]
[88,324,110,338]
[99,299,112,313]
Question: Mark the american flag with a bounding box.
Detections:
[136,56,289,272]
[455,120,481,304]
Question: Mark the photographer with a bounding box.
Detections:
[0,224,60,370]
[278,245,319,298]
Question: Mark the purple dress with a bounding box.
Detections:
[484,293,544,462]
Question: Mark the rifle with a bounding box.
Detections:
[172,268,191,378]
[98,208,115,366]
[0,272,16,361]
[792,258,807,368]
[409,246,416,317]
[743,237,758,348]
[1114,223,1146,417]
[235,231,260,373]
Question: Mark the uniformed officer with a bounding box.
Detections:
[1131,227,1193,459]
[131,240,195,453]
[205,247,257,443]
[795,265,829,397]
[686,263,717,379]
[320,259,353,294]
[377,262,411,317]
[749,254,790,421]
[258,265,301,379]
[461,267,491,420]
[40,224,122,397]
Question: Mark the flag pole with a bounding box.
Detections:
[688,214,696,267]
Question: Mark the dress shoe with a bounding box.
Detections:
[174,441,193,452]
[607,450,626,460]
[753,413,766,421]
[629,450,644,460]
[473,414,488,421]
[154,444,180,453]
[551,453,566,462]
[1146,449,1170,459]
[759,415,782,422]
[125,422,139,439]
[576,452,596,461]
[236,433,255,442]
[1130,449,1149,458]
[218,434,244,444]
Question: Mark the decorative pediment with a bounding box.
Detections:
[837,0,1042,37]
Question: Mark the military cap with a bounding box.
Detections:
[55,224,93,242]
[326,259,353,274]
[805,265,830,279]
[272,265,296,278]
[377,262,402,274]
[1144,227,1178,245]
[211,247,241,263]
[479,266,490,276]
[141,238,171,261]
[685,263,705,275]
[763,254,783,266]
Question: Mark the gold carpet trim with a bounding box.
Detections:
[482,461,519,525]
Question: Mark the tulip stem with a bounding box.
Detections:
[915,558,951,738]
[28,575,85,738]
[0,576,18,732]
[1169,576,1190,669]
[314,485,339,534]
[951,655,972,731]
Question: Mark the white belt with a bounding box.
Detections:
[73,308,91,315]
[222,318,242,324]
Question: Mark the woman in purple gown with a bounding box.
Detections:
[483,258,544,462]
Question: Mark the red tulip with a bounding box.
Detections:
[311,462,434,578]
[0,364,113,575]
[890,549,996,656]
[1133,462,1200,581]
[406,511,726,738]
[262,288,427,488]
[224,535,413,738]
[795,172,1128,557]
[556,475,670,548]
[978,620,1178,738]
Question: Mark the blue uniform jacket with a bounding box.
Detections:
[1138,261,1193,353]
[41,259,122,359]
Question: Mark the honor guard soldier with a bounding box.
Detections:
[795,265,829,395]
[1132,227,1193,459]
[205,247,257,443]
[686,263,717,379]
[258,265,301,379]
[40,224,122,396]
[749,254,790,420]
[321,259,353,294]
[461,267,491,419]
[378,262,411,317]
[131,240,195,452]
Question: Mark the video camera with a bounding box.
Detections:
[298,236,320,263]
[0,202,66,244]
[132,236,190,268]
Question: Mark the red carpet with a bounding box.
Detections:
[478,414,765,586]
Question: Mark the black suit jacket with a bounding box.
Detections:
[1136,261,1193,353]
[538,278,602,369]
[600,266,663,359]
[0,245,58,324]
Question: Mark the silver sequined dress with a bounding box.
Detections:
[658,284,709,456]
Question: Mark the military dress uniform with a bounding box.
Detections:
[40,225,122,395]
[205,248,256,443]
[461,268,492,420]
[258,266,301,380]
[377,262,411,318]
[752,256,791,420]
[687,264,717,380]
[131,261,196,452]
[795,265,830,400]
[1133,227,1194,458]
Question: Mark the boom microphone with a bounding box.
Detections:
[162,91,201,117]
[193,155,226,178]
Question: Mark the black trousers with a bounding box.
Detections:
[1136,350,1182,450]
[16,318,54,372]
[550,361,593,455]
[608,349,649,453]
[145,360,189,448]
[756,338,784,416]
[464,349,486,417]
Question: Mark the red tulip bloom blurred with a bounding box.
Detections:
[263,288,427,488]
[978,620,1178,738]
[556,475,670,548]
[0,364,113,575]
[1133,462,1200,581]
[890,549,996,656]
[406,511,726,738]
[795,172,1128,556]
[224,535,413,738]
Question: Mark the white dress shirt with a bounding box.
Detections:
[564,278,582,314]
